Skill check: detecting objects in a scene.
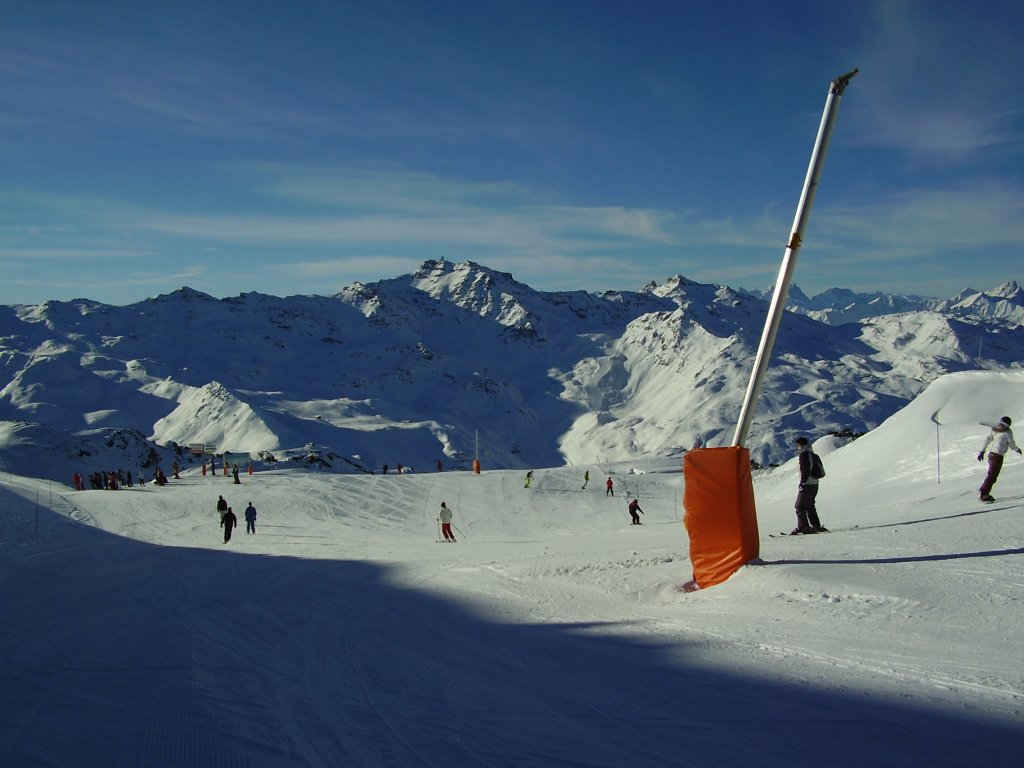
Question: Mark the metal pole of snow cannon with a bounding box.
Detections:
[732,69,858,448]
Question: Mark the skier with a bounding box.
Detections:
[524,470,533,488]
[217,495,228,522]
[438,502,456,542]
[977,416,1021,502]
[606,476,614,496]
[233,466,240,484]
[628,498,644,525]
[791,437,827,534]
[221,507,238,543]
[582,470,589,490]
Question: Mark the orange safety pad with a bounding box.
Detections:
[683,446,760,588]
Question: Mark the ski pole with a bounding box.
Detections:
[453,523,466,538]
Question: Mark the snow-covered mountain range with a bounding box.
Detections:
[1,259,1021,477]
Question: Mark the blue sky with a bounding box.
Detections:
[2,0,1022,306]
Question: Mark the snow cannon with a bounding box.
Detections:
[683,446,759,589]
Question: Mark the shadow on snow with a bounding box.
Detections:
[1,494,1022,767]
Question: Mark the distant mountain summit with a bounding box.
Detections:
[744,280,1024,326]
[0,261,1021,478]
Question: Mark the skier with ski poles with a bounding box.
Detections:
[438,501,456,543]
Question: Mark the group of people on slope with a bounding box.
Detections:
[788,416,1020,535]
[217,494,258,543]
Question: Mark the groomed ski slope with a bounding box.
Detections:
[1,370,1024,766]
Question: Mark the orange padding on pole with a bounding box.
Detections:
[683,446,760,589]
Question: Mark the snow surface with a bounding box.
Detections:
[2,370,1024,766]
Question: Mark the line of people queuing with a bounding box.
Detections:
[72,467,171,490]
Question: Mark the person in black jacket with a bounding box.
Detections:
[792,437,827,535]
[221,507,238,543]
[244,502,257,534]
[628,498,644,525]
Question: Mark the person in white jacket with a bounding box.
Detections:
[978,416,1021,502]
[438,502,456,543]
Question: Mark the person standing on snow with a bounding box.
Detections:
[791,437,827,535]
[524,470,533,488]
[438,502,456,542]
[244,502,257,534]
[606,476,614,496]
[978,416,1021,502]
[628,498,644,525]
[221,507,238,543]
[217,495,228,522]
[582,470,589,490]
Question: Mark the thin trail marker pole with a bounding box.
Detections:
[930,409,942,484]
[733,69,858,447]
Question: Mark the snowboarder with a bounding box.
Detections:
[606,476,614,496]
[217,495,228,522]
[221,507,238,543]
[791,437,827,534]
[438,502,456,542]
[628,498,644,525]
[977,416,1021,502]
[582,470,589,490]
[244,502,257,534]
[524,470,533,488]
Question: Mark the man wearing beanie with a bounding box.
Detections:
[978,416,1021,502]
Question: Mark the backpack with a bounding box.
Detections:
[809,452,826,479]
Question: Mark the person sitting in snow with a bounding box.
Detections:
[977,416,1021,502]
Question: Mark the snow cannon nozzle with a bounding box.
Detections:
[831,68,859,94]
